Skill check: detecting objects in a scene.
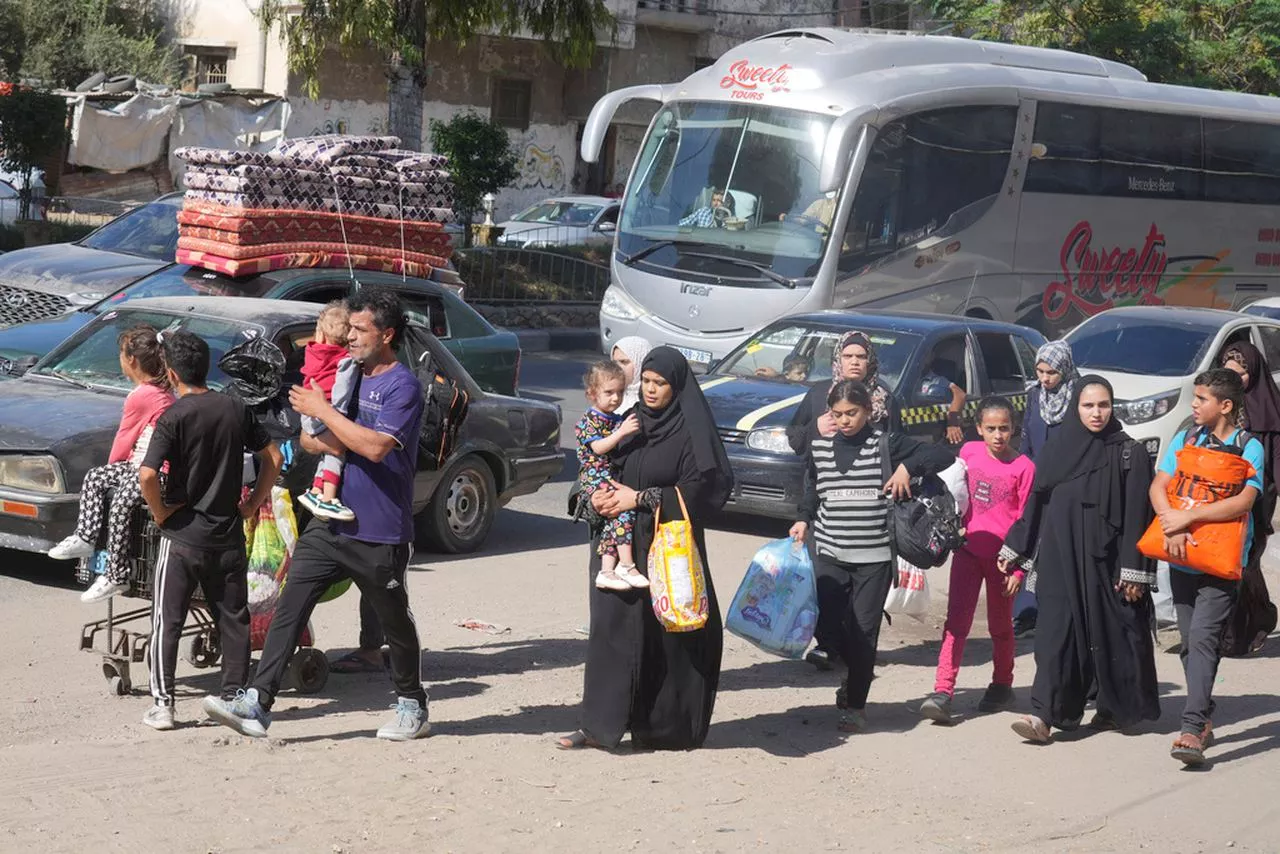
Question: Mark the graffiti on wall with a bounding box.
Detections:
[517,139,567,191]
[304,101,389,137]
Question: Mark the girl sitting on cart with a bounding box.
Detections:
[51,324,174,603]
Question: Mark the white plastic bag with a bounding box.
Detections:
[884,558,931,621]
[726,538,818,659]
[938,458,969,519]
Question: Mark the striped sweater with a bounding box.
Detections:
[799,427,956,565]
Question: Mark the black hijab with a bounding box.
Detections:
[628,346,733,508]
[1031,375,1128,493]
[1222,342,1280,434]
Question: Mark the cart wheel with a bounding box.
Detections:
[287,647,330,694]
[182,631,222,668]
[102,660,131,696]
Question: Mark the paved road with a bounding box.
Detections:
[1,353,1277,852]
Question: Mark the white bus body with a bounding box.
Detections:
[582,28,1280,363]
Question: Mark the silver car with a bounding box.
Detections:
[495,195,620,248]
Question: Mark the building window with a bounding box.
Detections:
[187,48,234,88]
[492,79,532,131]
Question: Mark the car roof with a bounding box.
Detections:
[132,263,451,294]
[1074,305,1251,329]
[782,309,1039,336]
[535,195,616,206]
[114,296,321,327]
[1245,297,1280,308]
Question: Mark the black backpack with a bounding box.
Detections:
[878,432,966,568]
[414,349,470,470]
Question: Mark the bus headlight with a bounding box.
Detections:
[1114,390,1179,425]
[0,454,65,494]
[600,285,644,321]
[746,427,793,454]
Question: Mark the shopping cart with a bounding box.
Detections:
[77,502,329,697]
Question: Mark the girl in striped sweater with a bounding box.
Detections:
[790,379,954,733]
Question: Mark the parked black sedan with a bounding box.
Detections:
[0,297,562,557]
[701,310,1047,519]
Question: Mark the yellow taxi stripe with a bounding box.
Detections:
[737,392,809,431]
[698,376,735,392]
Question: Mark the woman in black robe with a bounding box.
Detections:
[999,376,1160,742]
[558,346,733,751]
[1219,342,1280,655]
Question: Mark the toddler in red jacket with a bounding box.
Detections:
[298,301,359,522]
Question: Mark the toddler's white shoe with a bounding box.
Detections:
[595,569,631,592]
[617,564,649,589]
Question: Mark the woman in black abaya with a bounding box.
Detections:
[558,347,732,751]
[999,376,1160,743]
[1220,342,1280,655]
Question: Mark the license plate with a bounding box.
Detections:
[670,344,713,364]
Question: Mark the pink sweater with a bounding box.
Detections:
[959,441,1035,559]
[109,383,174,464]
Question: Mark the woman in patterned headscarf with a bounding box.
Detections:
[611,336,653,414]
[785,329,900,672]
[1020,339,1078,463]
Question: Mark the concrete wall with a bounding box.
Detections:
[165,0,289,92]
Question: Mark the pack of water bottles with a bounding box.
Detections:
[726,538,819,659]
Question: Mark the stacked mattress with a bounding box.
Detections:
[174,135,456,278]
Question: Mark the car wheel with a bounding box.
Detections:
[418,454,497,553]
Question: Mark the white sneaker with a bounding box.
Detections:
[617,565,650,589]
[595,569,632,592]
[81,575,128,604]
[49,534,94,561]
[142,704,176,731]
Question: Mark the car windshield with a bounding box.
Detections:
[1067,315,1217,377]
[713,322,920,391]
[618,101,837,284]
[1245,305,1280,321]
[513,201,602,226]
[78,195,182,260]
[33,309,263,391]
[90,267,277,314]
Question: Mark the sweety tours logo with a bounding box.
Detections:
[719,59,791,101]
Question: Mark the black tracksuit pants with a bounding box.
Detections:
[148,537,250,705]
[252,519,426,709]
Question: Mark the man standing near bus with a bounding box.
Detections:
[204,287,430,741]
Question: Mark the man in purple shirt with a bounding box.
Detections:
[204,287,429,741]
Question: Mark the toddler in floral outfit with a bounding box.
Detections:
[575,360,646,591]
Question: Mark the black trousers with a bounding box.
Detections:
[148,537,250,705]
[813,553,894,710]
[253,520,426,709]
[1171,569,1239,734]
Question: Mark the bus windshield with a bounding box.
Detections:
[618,102,837,285]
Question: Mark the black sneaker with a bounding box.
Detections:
[805,647,837,671]
[1013,616,1037,640]
[977,683,1016,713]
[919,692,954,724]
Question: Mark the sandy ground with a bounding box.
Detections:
[1,490,1278,854]
[2,353,1278,853]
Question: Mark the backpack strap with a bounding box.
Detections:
[1121,439,1134,472]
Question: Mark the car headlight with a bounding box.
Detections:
[745,427,793,453]
[600,285,644,321]
[1114,390,1180,425]
[0,454,65,494]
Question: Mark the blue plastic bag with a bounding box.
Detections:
[726,537,818,659]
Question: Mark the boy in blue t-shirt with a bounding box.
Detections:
[1151,368,1262,766]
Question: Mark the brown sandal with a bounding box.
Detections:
[1011,715,1052,744]
[555,730,604,750]
[1170,731,1206,766]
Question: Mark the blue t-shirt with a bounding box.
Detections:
[1158,428,1264,575]
[335,362,424,544]
[918,372,951,402]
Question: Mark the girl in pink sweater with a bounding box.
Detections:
[918,396,1035,724]
[50,325,174,603]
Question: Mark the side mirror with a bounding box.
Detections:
[595,221,616,233]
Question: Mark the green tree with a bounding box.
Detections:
[259,0,615,151]
[429,111,518,241]
[931,0,1280,94]
[16,0,180,89]
[0,88,67,218]
[0,3,25,80]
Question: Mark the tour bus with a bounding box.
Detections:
[580,28,1280,365]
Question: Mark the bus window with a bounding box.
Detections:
[839,106,1016,272]
[1027,103,1203,200]
[1204,120,1280,205]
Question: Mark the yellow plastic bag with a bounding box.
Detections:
[647,488,710,633]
